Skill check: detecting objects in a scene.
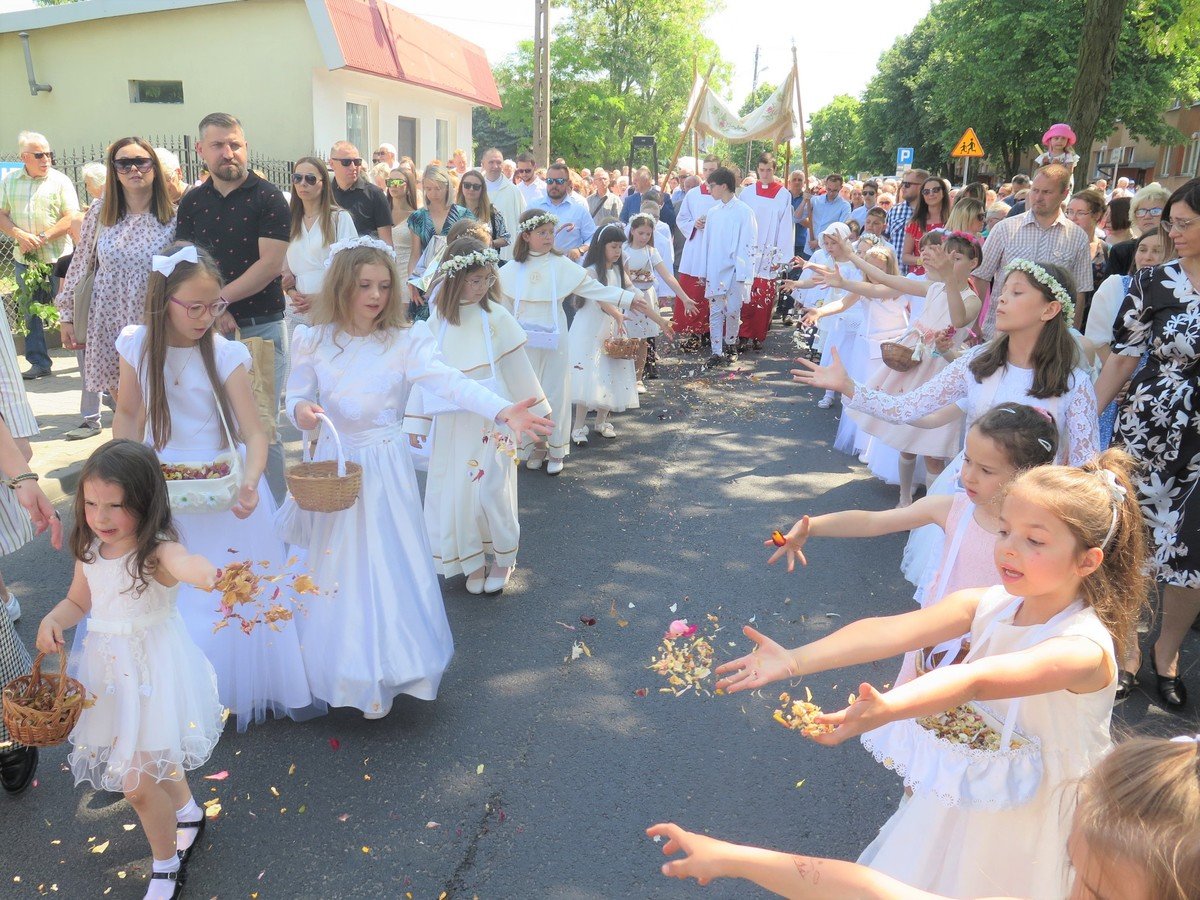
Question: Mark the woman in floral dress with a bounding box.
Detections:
[1095,177,1200,710]
[56,137,176,399]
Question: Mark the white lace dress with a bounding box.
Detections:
[858,587,1116,899]
[68,545,224,792]
[283,322,509,715]
[567,264,639,411]
[845,343,1100,589]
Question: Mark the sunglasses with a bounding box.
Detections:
[114,157,154,173]
[922,187,943,195]
[863,189,877,195]
[515,168,532,175]
[386,178,406,188]
[902,180,922,187]
[292,172,320,186]
[546,177,568,185]
[461,181,484,191]
[331,157,363,167]
[169,296,230,320]
[25,150,54,161]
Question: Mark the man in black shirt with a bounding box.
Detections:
[328,141,392,242]
[175,112,290,497]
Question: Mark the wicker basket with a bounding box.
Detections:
[285,413,363,513]
[602,336,640,360]
[2,652,90,748]
[881,341,919,373]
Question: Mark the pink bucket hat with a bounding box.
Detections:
[1042,123,1077,146]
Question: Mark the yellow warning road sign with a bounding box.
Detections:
[951,128,985,158]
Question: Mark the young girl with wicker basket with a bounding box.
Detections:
[623,212,691,392]
[403,238,549,596]
[36,440,224,899]
[812,230,983,506]
[498,210,648,473]
[284,236,550,717]
[112,243,320,732]
[720,449,1145,899]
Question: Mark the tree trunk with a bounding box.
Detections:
[1067,0,1129,190]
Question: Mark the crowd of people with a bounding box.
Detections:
[0,112,1196,899]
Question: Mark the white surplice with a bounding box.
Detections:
[484,176,526,261]
[741,181,794,277]
[675,183,717,278]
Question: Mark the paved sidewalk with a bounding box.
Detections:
[21,347,103,502]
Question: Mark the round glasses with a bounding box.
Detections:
[169,296,230,319]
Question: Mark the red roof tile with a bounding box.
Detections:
[323,0,501,109]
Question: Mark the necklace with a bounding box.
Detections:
[166,345,197,386]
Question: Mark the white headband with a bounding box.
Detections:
[151,245,198,277]
[1097,469,1127,550]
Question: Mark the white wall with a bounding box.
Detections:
[311,68,475,165]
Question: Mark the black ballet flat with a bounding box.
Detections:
[177,815,207,867]
[149,865,184,899]
[1115,669,1137,702]
[0,745,38,795]
[1149,653,1188,709]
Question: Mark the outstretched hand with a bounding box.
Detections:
[791,346,853,396]
[764,514,811,572]
[807,262,844,289]
[645,823,732,886]
[714,625,798,694]
[808,682,889,746]
[498,398,553,446]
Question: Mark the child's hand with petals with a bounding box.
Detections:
[808,682,891,745]
[764,515,811,572]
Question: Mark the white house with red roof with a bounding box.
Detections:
[0,0,501,165]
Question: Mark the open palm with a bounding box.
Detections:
[791,346,853,395]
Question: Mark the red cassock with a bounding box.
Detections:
[738,277,775,341]
[738,180,792,342]
[675,273,710,334]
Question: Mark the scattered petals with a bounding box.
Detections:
[203,770,229,781]
[426,821,440,829]
[329,738,341,751]
[90,841,109,854]
[476,764,485,775]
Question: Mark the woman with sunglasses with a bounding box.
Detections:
[902,177,951,275]
[56,137,176,412]
[387,167,418,286]
[406,165,475,321]
[282,156,355,338]
[456,170,509,260]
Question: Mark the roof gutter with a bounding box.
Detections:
[19,31,52,95]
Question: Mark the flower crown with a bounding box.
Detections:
[324,235,396,268]
[1004,258,1074,323]
[518,212,558,234]
[440,248,500,277]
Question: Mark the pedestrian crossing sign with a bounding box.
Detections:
[951,128,984,158]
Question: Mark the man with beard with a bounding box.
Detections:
[527,161,594,261]
[175,112,290,496]
[513,152,546,207]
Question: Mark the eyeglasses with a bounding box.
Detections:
[1164,214,1199,234]
[1134,206,1164,218]
[331,157,363,167]
[863,189,877,195]
[546,177,568,185]
[465,274,497,288]
[114,157,154,173]
[169,296,230,319]
[386,178,406,188]
[902,180,922,187]
[922,187,943,195]
[515,168,532,175]
[292,172,320,186]
[461,181,484,191]
[25,150,54,161]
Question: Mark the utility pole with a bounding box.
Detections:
[745,44,760,175]
[532,0,551,167]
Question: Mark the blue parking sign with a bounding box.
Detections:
[896,147,914,166]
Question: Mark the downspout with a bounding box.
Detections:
[19,32,53,96]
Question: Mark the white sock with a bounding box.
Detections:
[145,855,181,900]
[175,797,202,853]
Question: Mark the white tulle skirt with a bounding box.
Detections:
[279,424,455,716]
[68,611,224,792]
[903,453,962,603]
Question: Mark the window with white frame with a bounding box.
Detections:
[1185,134,1200,178]
[435,119,450,162]
[346,102,369,155]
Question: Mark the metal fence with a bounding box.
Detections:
[0,136,295,328]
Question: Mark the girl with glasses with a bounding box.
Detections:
[456,173,510,258]
[113,243,321,731]
[405,239,547,596]
[904,178,951,275]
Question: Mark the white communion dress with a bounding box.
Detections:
[283,322,509,716]
[567,264,639,412]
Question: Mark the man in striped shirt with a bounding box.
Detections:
[974,164,1092,337]
[885,169,926,274]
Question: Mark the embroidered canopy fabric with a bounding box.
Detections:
[686,68,798,145]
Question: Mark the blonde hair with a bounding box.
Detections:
[1006,449,1149,660]
[1074,735,1200,900]
[313,246,409,338]
[431,237,498,326]
[862,242,900,278]
[945,197,985,233]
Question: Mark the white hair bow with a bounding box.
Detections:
[1170,734,1200,744]
[151,245,198,278]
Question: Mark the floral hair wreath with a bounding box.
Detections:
[324,235,397,268]
[1004,258,1074,324]
[440,248,500,277]
[518,212,558,234]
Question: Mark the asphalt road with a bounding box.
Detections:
[2,328,1196,899]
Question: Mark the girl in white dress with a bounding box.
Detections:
[37,440,224,898]
[570,224,639,443]
[498,209,644,474]
[404,238,549,595]
[624,213,690,391]
[794,260,1101,590]
[284,237,550,717]
[719,449,1146,899]
[113,243,320,731]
